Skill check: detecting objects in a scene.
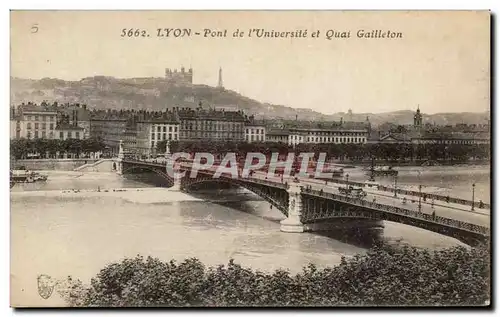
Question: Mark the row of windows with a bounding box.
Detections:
[246,128,265,135]
[179,131,244,138]
[180,125,244,132]
[25,130,80,139]
[26,123,55,130]
[153,125,178,133]
[291,131,366,137]
[289,136,366,144]
[305,136,366,143]
[60,131,81,139]
[24,115,57,122]
[416,139,489,145]
[267,136,288,141]
[150,133,178,141]
[181,121,244,131]
[246,135,265,141]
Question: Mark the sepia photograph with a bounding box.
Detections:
[9,10,491,307]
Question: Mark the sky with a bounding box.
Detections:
[10,11,490,114]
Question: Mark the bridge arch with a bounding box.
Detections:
[299,193,488,246]
[121,165,175,187]
[183,176,289,216]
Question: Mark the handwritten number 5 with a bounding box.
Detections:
[31,24,39,34]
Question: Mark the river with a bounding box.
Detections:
[10,165,490,307]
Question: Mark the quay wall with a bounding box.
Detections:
[74,159,116,172]
[13,159,99,171]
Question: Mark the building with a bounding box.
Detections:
[12,102,58,139]
[266,128,289,143]
[285,119,371,146]
[261,118,371,146]
[55,124,85,140]
[89,110,128,152]
[90,109,180,156]
[411,131,490,145]
[10,106,20,139]
[141,111,179,155]
[413,105,423,130]
[57,103,91,138]
[177,106,246,142]
[165,66,193,85]
[369,107,491,146]
[244,115,266,142]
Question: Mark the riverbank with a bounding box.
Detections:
[13,158,101,171]
[336,159,490,167]
[10,187,201,204]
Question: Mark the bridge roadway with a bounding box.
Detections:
[249,171,490,228]
[120,159,490,238]
[180,163,490,229]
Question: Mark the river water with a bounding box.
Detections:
[10,165,490,306]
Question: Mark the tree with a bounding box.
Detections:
[58,245,490,307]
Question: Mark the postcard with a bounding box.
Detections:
[10,10,491,307]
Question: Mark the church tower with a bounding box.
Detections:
[414,105,423,129]
[217,67,223,88]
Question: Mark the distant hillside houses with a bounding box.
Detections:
[369,107,490,145]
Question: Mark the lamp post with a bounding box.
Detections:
[418,184,422,213]
[472,183,476,211]
[345,173,349,189]
[393,174,398,198]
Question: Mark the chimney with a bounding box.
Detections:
[295,114,298,121]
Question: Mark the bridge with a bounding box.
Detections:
[112,146,490,246]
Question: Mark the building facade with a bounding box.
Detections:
[57,104,91,139]
[285,120,370,146]
[11,103,58,139]
[266,129,289,143]
[244,115,266,142]
[55,124,85,140]
[177,107,246,142]
[148,122,179,152]
[89,110,128,152]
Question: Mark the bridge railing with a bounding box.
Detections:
[326,178,490,210]
[301,187,489,236]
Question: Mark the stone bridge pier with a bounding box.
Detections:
[115,140,124,175]
[280,182,304,233]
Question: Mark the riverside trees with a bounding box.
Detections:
[57,245,490,307]
[10,137,106,159]
[155,140,489,164]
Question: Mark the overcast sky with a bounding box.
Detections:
[11,11,490,115]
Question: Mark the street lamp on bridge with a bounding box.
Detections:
[418,184,422,213]
[393,174,398,198]
[472,183,476,211]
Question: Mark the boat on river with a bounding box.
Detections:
[369,166,398,177]
[10,170,48,183]
[364,157,398,177]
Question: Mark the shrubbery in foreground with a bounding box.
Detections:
[58,245,490,307]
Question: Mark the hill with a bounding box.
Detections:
[10,76,489,127]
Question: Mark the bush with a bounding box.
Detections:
[58,245,490,307]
